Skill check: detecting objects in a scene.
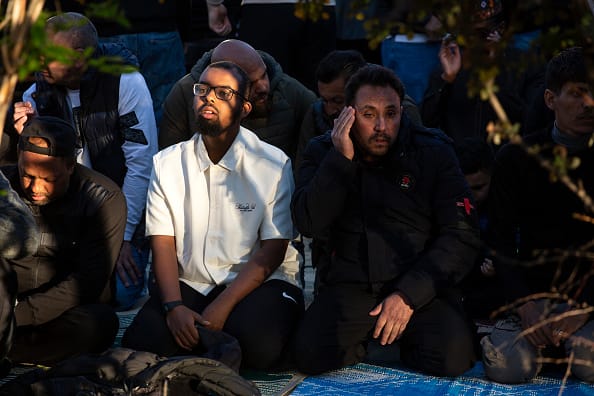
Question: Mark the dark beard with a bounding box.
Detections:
[196,116,224,137]
[195,102,244,137]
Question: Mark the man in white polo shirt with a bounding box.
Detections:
[122,61,303,370]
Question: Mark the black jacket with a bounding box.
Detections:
[487,128,594,304]
[292,115,480,309]
[1,164,126,327]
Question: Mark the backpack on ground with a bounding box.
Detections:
[0,347,260,396]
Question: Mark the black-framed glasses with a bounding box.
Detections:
[193,83,249,102]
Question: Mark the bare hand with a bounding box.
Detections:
[116,241,142,287]
[517,301,555,347]
[480,257,495,277]
[369,292,414,345]
[13,101,37,134]
[331,106,355,160]
[201,298,234,331]
[439,40,461,83]
[166,304,210,350]
[207,4,232,36]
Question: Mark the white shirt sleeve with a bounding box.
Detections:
[145,155,175,236]
[260,157,296,241]
[118,72,158,240]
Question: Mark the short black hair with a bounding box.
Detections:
[46,12,98,50]
[454,137,494,175]
[545,47,587,94]
[315,50,367,84]
[206,61,251,101]
[345,64,405,106]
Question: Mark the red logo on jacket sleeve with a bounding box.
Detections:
[456,198,475,215]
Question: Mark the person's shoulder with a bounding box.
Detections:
[0,165,18,186]
[407,120,453,149]
[521,128,552,147]
[154,137,195,163]
[496,128,551,161]
[310,130,333,146]
[190,49,213,81]
[96,42,139,67]
[240,127,289,166]
[275,72,316,100]
[75,165,125,205]
[302,130,334,158]
[119,70,148,88]
[173,73,196,89]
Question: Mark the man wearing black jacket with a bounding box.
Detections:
[1,116,125,365]
[291,64,480,376]
[482,47,594,384]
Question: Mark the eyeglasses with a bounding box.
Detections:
[193,83,248,102]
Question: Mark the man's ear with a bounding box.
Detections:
[544,89,556,111]
[241,100,252,118]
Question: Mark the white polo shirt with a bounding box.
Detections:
[146,126,300,294]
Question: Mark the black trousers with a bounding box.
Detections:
[293,283,476,376]
[122,279,304,370]
[9,304,119,365]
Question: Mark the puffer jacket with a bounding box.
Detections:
[31,43,139,186]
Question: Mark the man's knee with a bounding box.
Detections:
[291,328,326,375]
[403,330,475,377]
[76,304,120,351]
[571,359,594,383]
[435,337,476,377]
[567,321,594,383]
[293,328,364,375]
[293,341,340,375]
[400,297,476,377]
[238,332,288,370]
[481,320,540,384]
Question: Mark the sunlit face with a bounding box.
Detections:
[545,82,594,137]
[193,67,247,137]
[465,170,491,207]
[18,150,73,206]
[242,59,270,117]
[318,77,346,119]
[351,85,402,162]
[42,31,87,89]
